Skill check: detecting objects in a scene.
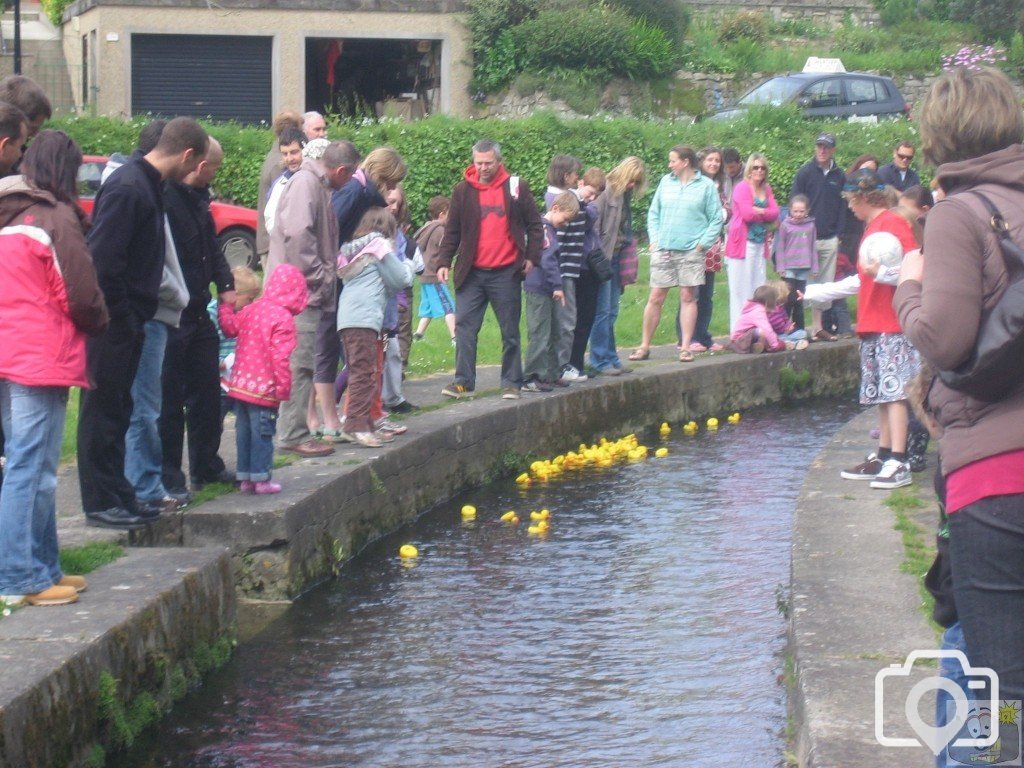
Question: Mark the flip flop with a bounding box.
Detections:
[628,348,650,361]
[679,350,695,362]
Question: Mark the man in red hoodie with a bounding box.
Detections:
[435,140,544,400]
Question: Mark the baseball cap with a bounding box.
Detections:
[815,132,837,147]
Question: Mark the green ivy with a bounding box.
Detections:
[52,109,918,236]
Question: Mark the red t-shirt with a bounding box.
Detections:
[856,209,917,334]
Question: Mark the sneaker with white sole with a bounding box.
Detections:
[840,452,884,480]
[560,365,588,382]
[501,387,521,400]
[522,379,552,393]
[870,459,912,489]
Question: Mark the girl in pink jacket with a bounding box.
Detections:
[729,284,787,354]
[218,263,307,494]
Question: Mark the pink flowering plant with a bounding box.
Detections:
[942,44,1007,71]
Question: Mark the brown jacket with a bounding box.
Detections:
[895,143,1024,474]
[435,164,543,290]
[267,157,338,311]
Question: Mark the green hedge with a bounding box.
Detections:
[51,109,919,235]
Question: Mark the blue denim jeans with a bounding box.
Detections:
[125,320,169,503]
[589,274,622,370]
[0,381,67,595]
[949,492,1024,702]
[234,401,277,482]
[936,622,971,768]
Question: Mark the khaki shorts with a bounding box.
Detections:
[650,248,706,289]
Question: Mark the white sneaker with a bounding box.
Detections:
[561,365,588,382]
[870,459,912,489]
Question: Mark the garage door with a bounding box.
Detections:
[131,34,272,123]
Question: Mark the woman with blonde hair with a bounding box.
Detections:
[725,152,779,334]
[895,66,1024,701]
[589,156,646,374]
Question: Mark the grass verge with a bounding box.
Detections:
[59,541,124,574]
[884,484,942,639]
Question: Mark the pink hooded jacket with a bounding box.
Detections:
[731,299,784,351]
[218,263,308,407]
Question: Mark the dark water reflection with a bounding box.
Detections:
[120,400,858,768]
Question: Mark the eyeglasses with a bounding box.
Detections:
[751,165,767,171]
[896,153,914,161]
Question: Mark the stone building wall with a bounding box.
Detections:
[687,0,879,26]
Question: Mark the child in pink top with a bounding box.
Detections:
[218,263,308,494]
[729,284,804,353]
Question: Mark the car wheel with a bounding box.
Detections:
[218,227,258,270]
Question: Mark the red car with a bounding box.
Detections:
[78,155,259,270]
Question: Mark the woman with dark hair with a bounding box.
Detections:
[686,146,728,352]
[895,66,1024,701]
[0,130,108,607]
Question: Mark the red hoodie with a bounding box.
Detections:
[465,164,517,269]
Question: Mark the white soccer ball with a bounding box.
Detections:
[858,231,904,272]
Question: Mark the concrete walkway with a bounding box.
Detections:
[56,343,694,548]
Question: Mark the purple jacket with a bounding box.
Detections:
[524,220,562,295]
[774,215,818,272]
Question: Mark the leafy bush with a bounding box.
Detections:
[716,11,770,44]
[471,30,520,93]
[875,0,919,26]
[52,111,918,238]
[509,6,634,76]
[607,0,690,40]
[949,0,1024,43]
[41,0,72,25]
[623,18,679,79]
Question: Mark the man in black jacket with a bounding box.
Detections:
[877,140,921,193]
[789,132,847,341]
[78,117,208,530]
[161,137,237,495]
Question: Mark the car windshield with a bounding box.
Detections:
[737,77,806,106]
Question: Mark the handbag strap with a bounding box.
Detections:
[965,190,1024,276]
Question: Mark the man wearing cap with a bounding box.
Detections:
[789,132,846,341]
[877,140,920,192]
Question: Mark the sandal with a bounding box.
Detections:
[679,350,695,362]
[813,329,838,342]
[628,348,650,361]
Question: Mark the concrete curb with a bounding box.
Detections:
[0,547,235,767]
[790,409,936,767]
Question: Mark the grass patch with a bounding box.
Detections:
[190,482,235,506]
[885,485,942,638]
[59,541,124,574]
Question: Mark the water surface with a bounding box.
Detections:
[121,400,857,768]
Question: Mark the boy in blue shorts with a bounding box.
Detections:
[413,195,456,345]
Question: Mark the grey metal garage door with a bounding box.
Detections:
[131,34,272,123]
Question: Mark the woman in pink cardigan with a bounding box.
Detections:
[726,153,779,334]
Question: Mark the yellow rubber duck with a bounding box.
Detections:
[527,524,547,535]
[530,509,551,521]
[659,422,671,436]
[706,417,719,429]
[727,412,741,424]
[515,473,531,485]
[399,544,418,559]
[500,510,516,522]
[655,447,669,458]
[461,504,477,519]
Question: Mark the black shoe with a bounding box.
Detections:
[85,507,149,530]
[388,400,418,414]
